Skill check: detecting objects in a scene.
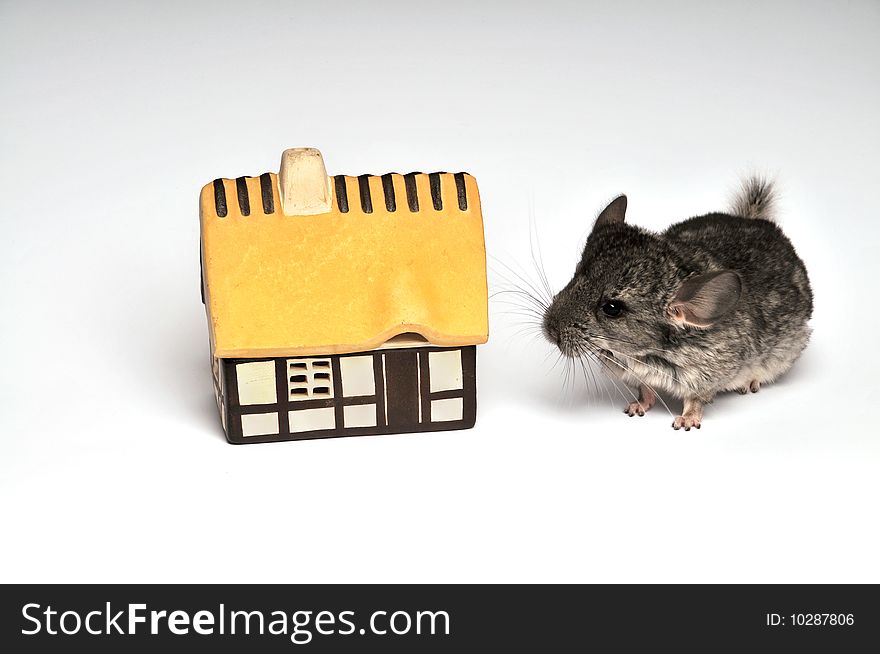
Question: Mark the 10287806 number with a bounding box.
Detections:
[790,614,854,626]
[765,613,854,626]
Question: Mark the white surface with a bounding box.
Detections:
[1,0,878,583]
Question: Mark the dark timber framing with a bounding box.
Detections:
[428,172,443,210]
[211,171,471,218]
[218,346,477,444]
[357,175,373,213]
[212,179,227,217]
[454,172,468,210]
[334,175,349,213]
[381,173,396,212]
[404,173,420,212]
[259,173,274,214]
[235,177,250,216]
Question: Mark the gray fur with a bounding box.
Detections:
[731,176,776,221]
[542,176,812,429]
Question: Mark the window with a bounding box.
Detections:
[288,358,334,401]
[340,355,375,397]
[428,350,463,392]
[289,407,336,433]
[343,403,377,428]
[241,412,280,437]
[236,361,277,406]
[431,397,463,422]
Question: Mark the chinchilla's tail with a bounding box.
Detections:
[730,176,776,221]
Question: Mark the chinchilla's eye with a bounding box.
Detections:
[601,300,625,317]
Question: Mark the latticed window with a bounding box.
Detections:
[287,359,334,401]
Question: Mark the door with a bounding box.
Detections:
[382,350,420,428]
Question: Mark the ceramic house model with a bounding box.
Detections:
[199,148,488,444]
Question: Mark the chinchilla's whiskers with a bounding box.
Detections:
[495,311,543,341]
[563,357,571,400]
[492,299,544,317]
[547,351,564,374]
[593,349,676,419]
[573,356,593,405]
[507,330,543,349]
[490,256,552,310]
[489,262,545,304]
[579,343,613,409]
[502,325,541,344]
[600,338,668,355]
[560,356,572,401]
[576,347,601,401]
[508,249,553,309]
[502,246,553,307]
[567,344,594,407]
[490,287,548,313]
[580,342,674,418]
[491,286,554,381]
[490,288,548,328]
[495,312,544,331]
[574,327,669,355]
[509,322,542,334]
[601,347,697,397]
[566,357,577,401]
[603,347,709,403]
[490,282,550,353]
[502,245,554,309]
[575,344,616,410]
[577,343,638,408]
[575,343,625,401]
[527,201,554,304]
[490,288,547,304]
[565,357,583,407]
[493,307,542,336]
[499,309,543,324]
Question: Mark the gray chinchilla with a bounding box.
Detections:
[542,177,813,430]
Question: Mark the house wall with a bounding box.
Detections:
[216,346,476,444]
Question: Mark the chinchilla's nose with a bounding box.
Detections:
[543,315,561,346]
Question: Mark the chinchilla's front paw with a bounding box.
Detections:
[623,385,657,417]
[623,401,650,417]
[672,414,701,430]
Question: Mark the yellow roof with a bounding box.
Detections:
[200,170,488,358]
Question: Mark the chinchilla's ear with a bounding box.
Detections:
[668,270,742,327]
[592,195,627,230]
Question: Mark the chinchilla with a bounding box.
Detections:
[542,177,813,430]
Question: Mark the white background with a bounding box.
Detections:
[1,0,878,583]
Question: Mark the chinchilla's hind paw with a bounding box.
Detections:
[737,380,761,394]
